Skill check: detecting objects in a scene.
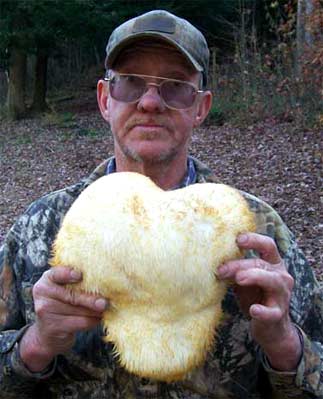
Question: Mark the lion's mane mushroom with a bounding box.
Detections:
[50,172,256,381]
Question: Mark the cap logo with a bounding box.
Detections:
[132,15,175,34]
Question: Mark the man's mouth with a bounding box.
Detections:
[135,123,163,129]
[126,118,169,132]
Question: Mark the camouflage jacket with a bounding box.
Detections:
[0,157,322,399]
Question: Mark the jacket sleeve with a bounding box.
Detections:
[247,193,323,398]
[266,239,323,398]
[0,217,58,398]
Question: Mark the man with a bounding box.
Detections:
[0,9,322,399]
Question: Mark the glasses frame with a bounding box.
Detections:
[104,72,204,111]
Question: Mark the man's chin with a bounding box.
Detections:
[122,144,179,164]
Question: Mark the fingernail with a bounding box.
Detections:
[250,305,261,318]
[236,273,246,283]
[237,234,248,244]
[95,298,108,311]
[70,270,82,281]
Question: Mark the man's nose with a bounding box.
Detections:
[137,85,166,113]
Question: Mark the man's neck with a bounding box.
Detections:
[114,154,188,191]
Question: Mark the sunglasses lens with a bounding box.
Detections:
[161,81,196,109]
[110,75,146,103]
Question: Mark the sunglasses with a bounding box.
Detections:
[104,73,203,110]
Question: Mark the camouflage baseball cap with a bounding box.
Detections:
[105,10,209,87]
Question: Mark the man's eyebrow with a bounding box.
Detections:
[160,70,195,81]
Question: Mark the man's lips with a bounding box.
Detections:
[134,123,163,129]
[125,118,170,132]
[130,121,164,128]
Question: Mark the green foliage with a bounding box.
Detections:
[58,127,104,142]
[41,111,103,138]
[13,135,32,145]
[0,0,247,68]
[76,128,103,138]
[210,0,322,128]
[0,104,7,121]
[0,0,120,67]
[206,103,225,126]
[42,111,76,128]
[1,0,320,127]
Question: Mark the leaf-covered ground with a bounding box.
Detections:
[0,101,321,282]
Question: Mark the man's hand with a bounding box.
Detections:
[19,266,108,373]
[217,233,302,371]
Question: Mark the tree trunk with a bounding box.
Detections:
[296,0,315,75]
[296,0,305,69]
[304,0,314,46]
[30,48,49,113]
[6,47,27,120]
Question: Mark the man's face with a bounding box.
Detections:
[98,44,212,164]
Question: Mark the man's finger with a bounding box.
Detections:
[34,296,107,318]
[249,304,283,322]
[217,257,279,280]
[44,267,82,285]
[236,268,292,292]
[33,275,108,312]
[237,233,282,264]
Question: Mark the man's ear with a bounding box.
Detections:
[194,90,213,127]
[97,80,110,122]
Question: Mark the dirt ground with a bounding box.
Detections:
[0,99,322,281]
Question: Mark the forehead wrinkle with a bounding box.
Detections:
[114,42,196,74]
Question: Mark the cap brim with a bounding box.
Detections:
[105,32,203,73]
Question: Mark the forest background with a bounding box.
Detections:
[0,0,322,125]
[0,0,322,279]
